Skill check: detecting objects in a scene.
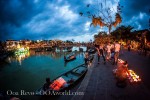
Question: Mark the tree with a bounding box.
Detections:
[111,25,134,42]
[66,40,73,44]
[79,0,123,34]
[94,31,112,44]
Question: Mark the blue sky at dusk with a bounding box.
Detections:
[0,0,149,42]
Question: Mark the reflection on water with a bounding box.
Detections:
[0,46,87,95]
[7,50,83,66]
[7,46,87,65]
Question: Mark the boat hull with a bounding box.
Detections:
[36,64,88,95]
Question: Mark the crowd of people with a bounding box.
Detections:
[84,41,130,86]
[83,40,124,67]
[94,41,122,65]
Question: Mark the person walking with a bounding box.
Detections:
[113,41,121,65]
[96,43,106,64]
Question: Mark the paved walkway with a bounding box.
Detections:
[72,50,150,100]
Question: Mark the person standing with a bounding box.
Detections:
[128,43,131,52]
[84,51,89,65]
[113,41,121,65]
[106,42,112,61]
[120,44,124,55]
[96,43,106,64]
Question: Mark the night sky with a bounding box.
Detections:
[0,0,149,42]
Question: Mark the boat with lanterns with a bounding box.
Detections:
[36,64,88,95]
[14,44,29,56]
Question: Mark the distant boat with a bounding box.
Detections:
[88,49,96,54]
[67,49,72,52]
[15,47,29,55]
[36,64,88,95]
[79,48,83,52]
[64,54,76,62]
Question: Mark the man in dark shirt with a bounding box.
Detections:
[43,78,51,91]
[96,44,106,64]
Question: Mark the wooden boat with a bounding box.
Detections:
[36,64,88,95]
[64,54,76,62]
[88,49,96,54]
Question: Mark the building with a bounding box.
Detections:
[6,39,19,50]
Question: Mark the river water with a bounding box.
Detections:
[0,47,87,96]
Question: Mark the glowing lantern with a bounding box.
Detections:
[17,44,21,49]
[127,70,141,83]
[118,59,125,64]
[114,59,141,83]
[50,77,67,91]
